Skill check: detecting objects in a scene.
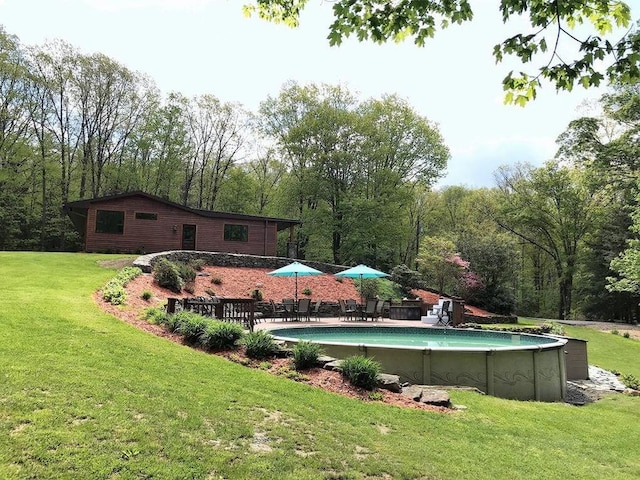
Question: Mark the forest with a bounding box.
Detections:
[1,25,640,323]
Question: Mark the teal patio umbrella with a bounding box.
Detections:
[335,264,389,304]
[267,261,322,302]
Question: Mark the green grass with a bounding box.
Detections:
[1,253,640,479]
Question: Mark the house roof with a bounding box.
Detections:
[63,191,301,231]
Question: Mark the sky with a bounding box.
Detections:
[0,0,627,188]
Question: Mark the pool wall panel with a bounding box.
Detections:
[273,327,567,401]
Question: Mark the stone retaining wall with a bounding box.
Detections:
[133,250,347,274]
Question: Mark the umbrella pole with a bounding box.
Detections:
[295,273,298,303]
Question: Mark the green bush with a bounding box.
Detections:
[142,307,168,325]
[242,331,279,360]
[102,266,142,305]
[621,373,640,390]
[153,258,184,293]
[540,321,566,335]
[292,341,323,370]
[199,321,245,350]
[359,279,379,300]
[174,313,210,345]
[166,311,201,334]
[211,276,223,285]
[302,287,312,296]
[141,290,152,301]
[340,355,380,390]
[189,258,206,271]
[176,262,196,283]
[102,282,127,305]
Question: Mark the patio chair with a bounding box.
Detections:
[375,299,387,320]
[363,299,379,321]
[297,298,312,321]
[339,299,357,321]
[311,299,322,320]
[435,300,451,326]
[282,298,296,321]
[269,300,287,321]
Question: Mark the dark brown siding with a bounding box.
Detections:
[84,196,278,255]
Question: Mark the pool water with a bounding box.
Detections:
[270,326,557,350]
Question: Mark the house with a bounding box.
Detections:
[63,191,300,256]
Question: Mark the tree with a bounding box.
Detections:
[555,81,640,321]
[415,236,466,294]
[457,233,518,315]
[495,161,605,319]
[244,0,639,105]
[258,81,448,266]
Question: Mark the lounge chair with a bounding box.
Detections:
[435,300,451,326]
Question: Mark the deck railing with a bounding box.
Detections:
[167,297,256,331]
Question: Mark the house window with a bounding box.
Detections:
[224,224,248,242]
[135,212,158,220]
[96,209,124,234]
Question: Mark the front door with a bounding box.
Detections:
[182,224,196,250]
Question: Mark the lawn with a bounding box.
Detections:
[1,252,639,479]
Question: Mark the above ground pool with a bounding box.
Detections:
[270,325,568,402]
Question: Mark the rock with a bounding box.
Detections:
[420,390,451,408]
[401,385,424,402]
[316,355,337,367]
[377,374,402,393]
[324,360,343,372]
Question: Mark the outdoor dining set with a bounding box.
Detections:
[268,297,388,322]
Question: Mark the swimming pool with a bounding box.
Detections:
[270,325,568,401]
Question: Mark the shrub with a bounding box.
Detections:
[199,321,245,350]
[611,329,619,335]
[166,311,201,334]
[340,355,381,390]
[621,373,640,390]
[205,288,216,297]
[251,289,263,301]
[302,287,312,296]
[242,331,279,359]
[211,276,223,285]
[141,290,153,301]
[184,282,195,294]
[102,283,127,305]
[142,307,168,325]
[292,341,322,370]
[102,266,142,305]
[175,313,210,345]
[189,258,206,271]
[623,332,631,339]
[360,279,379,301]
[540,321,566,336]
[176,262,196,284]
[390,264,424,289]
[153,258,184,293]
[368,391,384,401]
